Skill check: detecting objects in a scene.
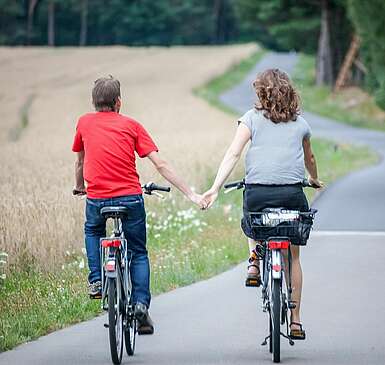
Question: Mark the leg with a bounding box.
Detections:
[247,237,260,275]
[84,199,106,284]
[120,196,150,308]
[289,245,303,328]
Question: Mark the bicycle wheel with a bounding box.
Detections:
[271,278,281,363]
[108,278,124,364]
[124,316,137,356]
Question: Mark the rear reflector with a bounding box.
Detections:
[105,260,115,271]
[272,264,281,272]
[101,239,121,248]
[268,240,290,250]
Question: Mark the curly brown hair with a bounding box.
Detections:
[253,68,300,123]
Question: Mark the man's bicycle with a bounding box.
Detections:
[224,179,317,363]
[98,182,170,365]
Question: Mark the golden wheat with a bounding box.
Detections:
[0,44,257,268]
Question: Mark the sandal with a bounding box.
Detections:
[289,322,306,340]
[245,264,261,287]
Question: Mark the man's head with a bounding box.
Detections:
[92,75,121,112]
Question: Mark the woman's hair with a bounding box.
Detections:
[253,68,300,123]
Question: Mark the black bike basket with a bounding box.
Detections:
[248,209,316,246]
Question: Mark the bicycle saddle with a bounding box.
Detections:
[100,206,129,218]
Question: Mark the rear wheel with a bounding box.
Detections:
[108,278,124,364]
[271,278,281,363]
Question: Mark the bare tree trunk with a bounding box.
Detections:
[212,0,223,44]
[26,0,39,45]
[316,0,333,86]
[47,0,55,46]
[79,0,88,46]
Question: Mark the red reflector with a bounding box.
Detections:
[268,240,290,250]
[102,239,121,248]
[272,264,281,272]
[105,260,115,271]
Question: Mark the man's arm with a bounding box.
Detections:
[74,151,86,192]
[147,152,204,207]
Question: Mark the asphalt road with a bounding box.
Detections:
[1,52,385,365]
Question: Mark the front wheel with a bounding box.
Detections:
[271,278,281,363]
[108,278,124,364]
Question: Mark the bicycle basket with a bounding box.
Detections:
[248,208,316,246]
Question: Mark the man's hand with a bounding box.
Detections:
[202,188,219,209]
[189,192,208,210]
[308,176,324,189]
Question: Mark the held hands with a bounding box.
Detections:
[201,188,219,210]
[189,192,208,210]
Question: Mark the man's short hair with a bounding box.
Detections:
[92,75,121,111]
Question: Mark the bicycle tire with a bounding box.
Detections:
[108,278,124,364]
[124,317,137,356]
[269,313,273,353]
[271,278,281,363]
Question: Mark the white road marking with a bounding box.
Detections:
[312,230,385,237]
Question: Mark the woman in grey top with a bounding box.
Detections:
[203,69,322,340]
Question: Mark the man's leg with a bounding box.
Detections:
[120,196,150,307]
[84,199,106,285]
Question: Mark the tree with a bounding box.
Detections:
[47,0,55,46]
[348,0,385,109]
[27,0,39,45]
[79,0,88,46]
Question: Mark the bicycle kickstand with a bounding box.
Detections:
[280,331,295,346]
[261,334,270,346]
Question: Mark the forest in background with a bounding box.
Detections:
[1,0,384,108]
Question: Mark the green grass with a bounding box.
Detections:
[0,47,379,353]
[293,54,385,131]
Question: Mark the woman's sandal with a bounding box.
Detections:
[289,322,306,340]
[245,264,261,287]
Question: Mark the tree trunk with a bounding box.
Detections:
[316,0,333,86]
[47,0,55,46]
[26,0,39,45]
[79,0,88,46]
[212,0,223,44]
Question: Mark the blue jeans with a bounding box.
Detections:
[84,194,151,307]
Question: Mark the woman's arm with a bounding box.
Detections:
[203,123,251,207]
[303,137,323,187]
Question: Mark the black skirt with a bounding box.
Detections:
[241,183,309,242]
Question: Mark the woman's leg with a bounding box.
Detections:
[289,245,303,328]
[247,238,260,274]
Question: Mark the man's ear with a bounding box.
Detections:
[115,97,122,112]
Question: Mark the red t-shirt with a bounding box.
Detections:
[72,111,158,198]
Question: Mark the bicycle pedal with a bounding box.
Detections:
[89,294,102,300]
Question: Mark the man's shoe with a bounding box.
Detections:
[88,281,102,299]
[134,303,154,335]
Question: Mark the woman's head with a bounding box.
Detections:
[253,68,300,123]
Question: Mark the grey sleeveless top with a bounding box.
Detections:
[239,109,311,185]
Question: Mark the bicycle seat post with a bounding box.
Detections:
[113,217,120,237]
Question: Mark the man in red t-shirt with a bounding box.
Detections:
[72,76,205,334]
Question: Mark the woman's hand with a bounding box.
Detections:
[308,176,324,189]
[202,188,219,209]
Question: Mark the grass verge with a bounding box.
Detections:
[293,54,385,131]
[0,48,378,352]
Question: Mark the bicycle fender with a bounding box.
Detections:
[271,250,282,280]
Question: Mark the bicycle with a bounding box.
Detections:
[224,179,317,363]
[97,182,171,365]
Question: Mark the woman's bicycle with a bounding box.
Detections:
[224,179,317,363]
[99,182,170,365]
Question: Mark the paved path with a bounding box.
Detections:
[2,52,385,365]
[220,52,385,231]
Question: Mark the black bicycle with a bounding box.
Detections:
[99,182,171,365]
[224,179,317,363]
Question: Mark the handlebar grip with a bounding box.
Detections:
[302,179,320,189]
[151,184,171,192]
[73,189,86,196]
[224,180,244,189]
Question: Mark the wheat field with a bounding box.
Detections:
[0,44,257,268]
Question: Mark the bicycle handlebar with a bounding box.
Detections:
[142,182,171,195]
[223,179,320,191]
